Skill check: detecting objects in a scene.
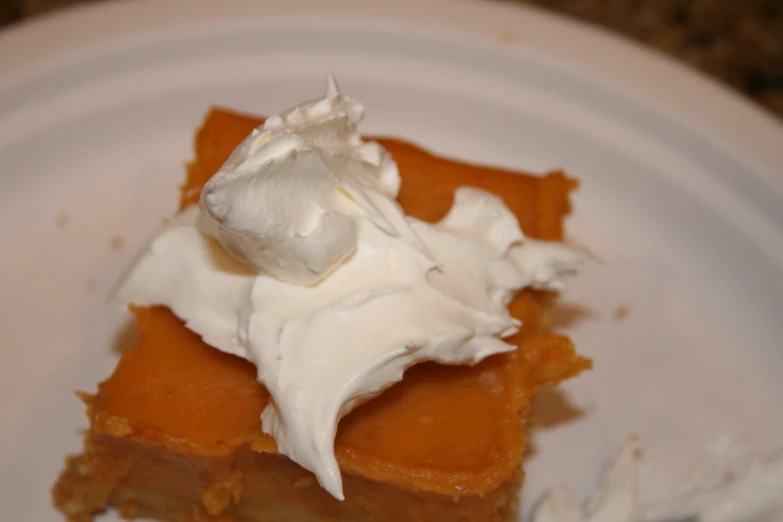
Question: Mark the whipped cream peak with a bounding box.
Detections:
[120,74,587,500]
[198,73,418,286]
[265,73,362,131]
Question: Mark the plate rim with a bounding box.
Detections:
[1,0,782,179]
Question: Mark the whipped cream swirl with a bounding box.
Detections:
[119,74,587,500]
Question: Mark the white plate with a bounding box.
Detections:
[1,1,782,521]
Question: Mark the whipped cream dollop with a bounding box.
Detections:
[532,436,783,522]
[119,74,587,500]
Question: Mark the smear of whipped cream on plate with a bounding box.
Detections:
[531,436,783,522]
[119,74,587,500]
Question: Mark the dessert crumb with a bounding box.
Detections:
[110,234,125,252]
[161,216,171,225]
[56,213,69,229]
[497,27,518,44]
[613,304,630,321]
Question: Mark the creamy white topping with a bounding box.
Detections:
[197,74,416,286]
[119,74,586,500]
[532,436,783,522]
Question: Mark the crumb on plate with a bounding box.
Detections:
[56,213,69,229]
[614,305,630,321]
[110,234,124,252]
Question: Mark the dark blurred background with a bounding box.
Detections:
[1,0,781,119]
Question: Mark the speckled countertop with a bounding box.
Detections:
[1,0,781,119]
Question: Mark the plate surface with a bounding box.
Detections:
[1,1,782,521]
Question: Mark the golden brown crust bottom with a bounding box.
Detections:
[54,428,521,522]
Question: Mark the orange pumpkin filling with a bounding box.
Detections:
[53,108,590,522]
